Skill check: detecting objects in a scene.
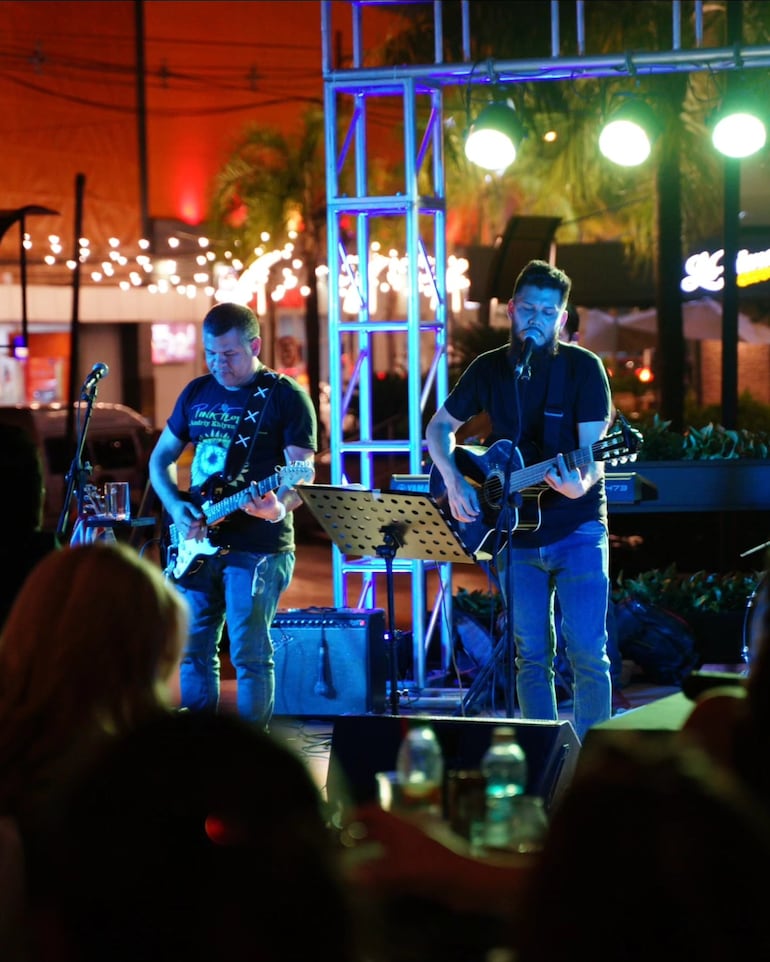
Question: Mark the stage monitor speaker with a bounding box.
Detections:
[327,715,580,815]
[581,692,694,776]
[588,692,693,733]
[580,692,692,761]
[272,607,387,717]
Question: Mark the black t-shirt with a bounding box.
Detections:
[166,366,317,554]
[443,342,611,548]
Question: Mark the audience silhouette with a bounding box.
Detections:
[34,710,368,962]
[0,422,60,631]
[515,731,770,962]
[3,529,767,962]
[0,541,188,961]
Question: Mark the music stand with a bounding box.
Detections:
[298,484,475,714]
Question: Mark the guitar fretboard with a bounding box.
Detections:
[203,472,282,525]
[513,445,595,491]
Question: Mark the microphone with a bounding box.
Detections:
[314,639,331,697]
[514,337,536,380]
[82,362,109,392]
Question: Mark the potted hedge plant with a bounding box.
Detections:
[621,408,770,513]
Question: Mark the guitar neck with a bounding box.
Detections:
[515,445,594,489]
[202,471,282,526]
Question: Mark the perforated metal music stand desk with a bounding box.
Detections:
[298,485,475,714]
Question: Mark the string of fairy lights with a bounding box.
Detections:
[17,229,473,314]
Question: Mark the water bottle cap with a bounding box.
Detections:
[491,725,518,741]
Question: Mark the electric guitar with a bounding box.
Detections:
[163,461,314,579]
[429,418,642,560]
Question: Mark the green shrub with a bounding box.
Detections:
[633,412,770,460]
[453,586,503,620]
[612,564,760,615]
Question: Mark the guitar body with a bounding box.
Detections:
[164,524,219,579]
[429,418,641,560]
[429,442,546,559]
[163,461,313,579]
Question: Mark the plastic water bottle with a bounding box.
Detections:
[481,725,528,849]
[395,723,444,814]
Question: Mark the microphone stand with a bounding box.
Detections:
[457,345,532,717]
[56,378,101,543]
[499,450,521,717]
[499,358,530,715]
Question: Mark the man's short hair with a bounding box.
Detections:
[203,302,260,342]
[512,259,572,306]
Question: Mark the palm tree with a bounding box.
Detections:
[205,107,327,442]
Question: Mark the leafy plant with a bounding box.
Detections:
[634,413,770,461]
[453,586,503,621]
[612,564,760,615]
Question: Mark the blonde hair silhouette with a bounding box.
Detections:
[0,542,188,830]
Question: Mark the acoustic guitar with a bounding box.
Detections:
[429,418,641,559]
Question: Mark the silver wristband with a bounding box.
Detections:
[268,501,287,524]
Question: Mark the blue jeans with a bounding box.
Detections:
[497,521,612,741]
[172,550,295,728]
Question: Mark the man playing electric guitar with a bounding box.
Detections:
[149,302,317,730]
[426,259,614,741]
[163,461,315,580]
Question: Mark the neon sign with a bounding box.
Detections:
[681,246,770,293]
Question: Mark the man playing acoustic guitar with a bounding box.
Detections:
[149,302,316,730]
[426,259,635,740]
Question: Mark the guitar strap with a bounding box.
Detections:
[221,369,280,485]
[543,351,567,457]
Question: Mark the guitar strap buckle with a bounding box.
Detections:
[222,371,279,483]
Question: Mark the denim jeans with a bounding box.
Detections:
[173,550,295,729]
[497,520,612,741]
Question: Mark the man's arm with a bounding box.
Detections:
[543,418,610,499]
[149,426,206,538]
[241,445,315,522]
[425,406,479,523]
[276,445,315,513]
[578,418,610,488]
[148,426,185,508]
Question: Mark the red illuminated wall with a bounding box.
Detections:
[1,1,405,258]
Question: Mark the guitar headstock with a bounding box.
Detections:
[596,412,644,466]
[615,411,644,463]
[280,461,314,487]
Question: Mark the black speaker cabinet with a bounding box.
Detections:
[327,715,581,815]
[272,607,387,717]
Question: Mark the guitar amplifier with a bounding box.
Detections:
[272,607,388,716]
[390,473,431,493]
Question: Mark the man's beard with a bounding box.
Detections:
[507,332,560,363]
